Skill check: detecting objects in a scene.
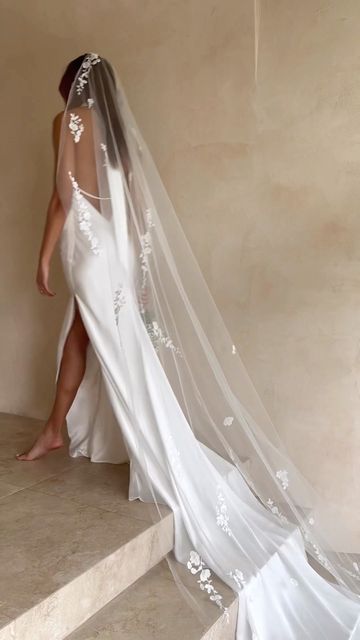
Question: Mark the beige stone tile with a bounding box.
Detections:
[0,487,155,623]
[0,516,173,640]
[0,479,21,500]
[66,560,237,640]
[31,461,168,523]
[0,412,87,491]
[0,617,11,631]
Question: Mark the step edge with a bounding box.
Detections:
[0,512,174,640]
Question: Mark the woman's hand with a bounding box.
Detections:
[36,260,56,297]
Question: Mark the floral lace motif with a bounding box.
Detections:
[300,527,333,572]
[223,416,234,427]
[275,469,289,491]
[68,171,101,255]
[216,485,234,538]
[100,143,109,167]
[69,113,84,143]
[138,208,155,307]
[343,561,360,582]
[76,53,101,95]
[145,207,155,228]
[145,320,183,357]
[87,98,94,109]
[266,498,289,525]
[113,286,126,325]
[232,344,237,354]
[228,568,246,590]
[187,550,229,622]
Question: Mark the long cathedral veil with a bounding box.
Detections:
[56,53,360,638]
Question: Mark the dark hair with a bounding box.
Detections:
[58,54,87,102]
[59,53,130,174]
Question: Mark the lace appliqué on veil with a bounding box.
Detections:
[187,550,229,622]
[113,286,126,325]
[146,321,183,357]
[68,172,101,255]
[275,469,289,491]
[76,53,101,95]
[139,231,152,292]
[301,526,333,573]
[100,143,109,167]
[343,562,360,582]
[266,498,289,525]
[216,486,235,539]
[69,113,84,143]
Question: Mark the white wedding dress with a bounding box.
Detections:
[55,164,360,640]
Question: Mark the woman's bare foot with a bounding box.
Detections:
[15,423,64,461]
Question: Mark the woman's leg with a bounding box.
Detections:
[16,301,89,461]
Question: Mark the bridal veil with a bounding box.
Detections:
[55,52,360,639]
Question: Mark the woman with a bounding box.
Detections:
[16,53,360,638]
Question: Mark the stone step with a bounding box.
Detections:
[0,413,173,640]
[65,559,238,640]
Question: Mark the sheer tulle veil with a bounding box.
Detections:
[55,53,360,637]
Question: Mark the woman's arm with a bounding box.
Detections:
[36,112,66,297]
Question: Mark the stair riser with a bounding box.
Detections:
[201,599,238,640]
[0,514,173,640]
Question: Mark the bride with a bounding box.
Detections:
[16,53,360,639]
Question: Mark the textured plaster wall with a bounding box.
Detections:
[1,1,359,545]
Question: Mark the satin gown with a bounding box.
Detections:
[55,167,360,640]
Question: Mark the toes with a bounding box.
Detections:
[16,452,30,461]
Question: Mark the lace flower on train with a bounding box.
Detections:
[187,550,229,621]
[76,53,101,95]
[68,171,101,255]
[228,568,246,589]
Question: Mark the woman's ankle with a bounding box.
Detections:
[44,419,63,435]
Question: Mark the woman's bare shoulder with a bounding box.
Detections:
[53,109,65,122]
[52,110,65,135]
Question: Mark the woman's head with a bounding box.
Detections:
[58,53,117,103]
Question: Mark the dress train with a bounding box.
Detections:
[55,169,360,639]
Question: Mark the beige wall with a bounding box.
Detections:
[1,1,360,543]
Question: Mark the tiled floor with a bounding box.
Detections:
[0,413,174,640]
